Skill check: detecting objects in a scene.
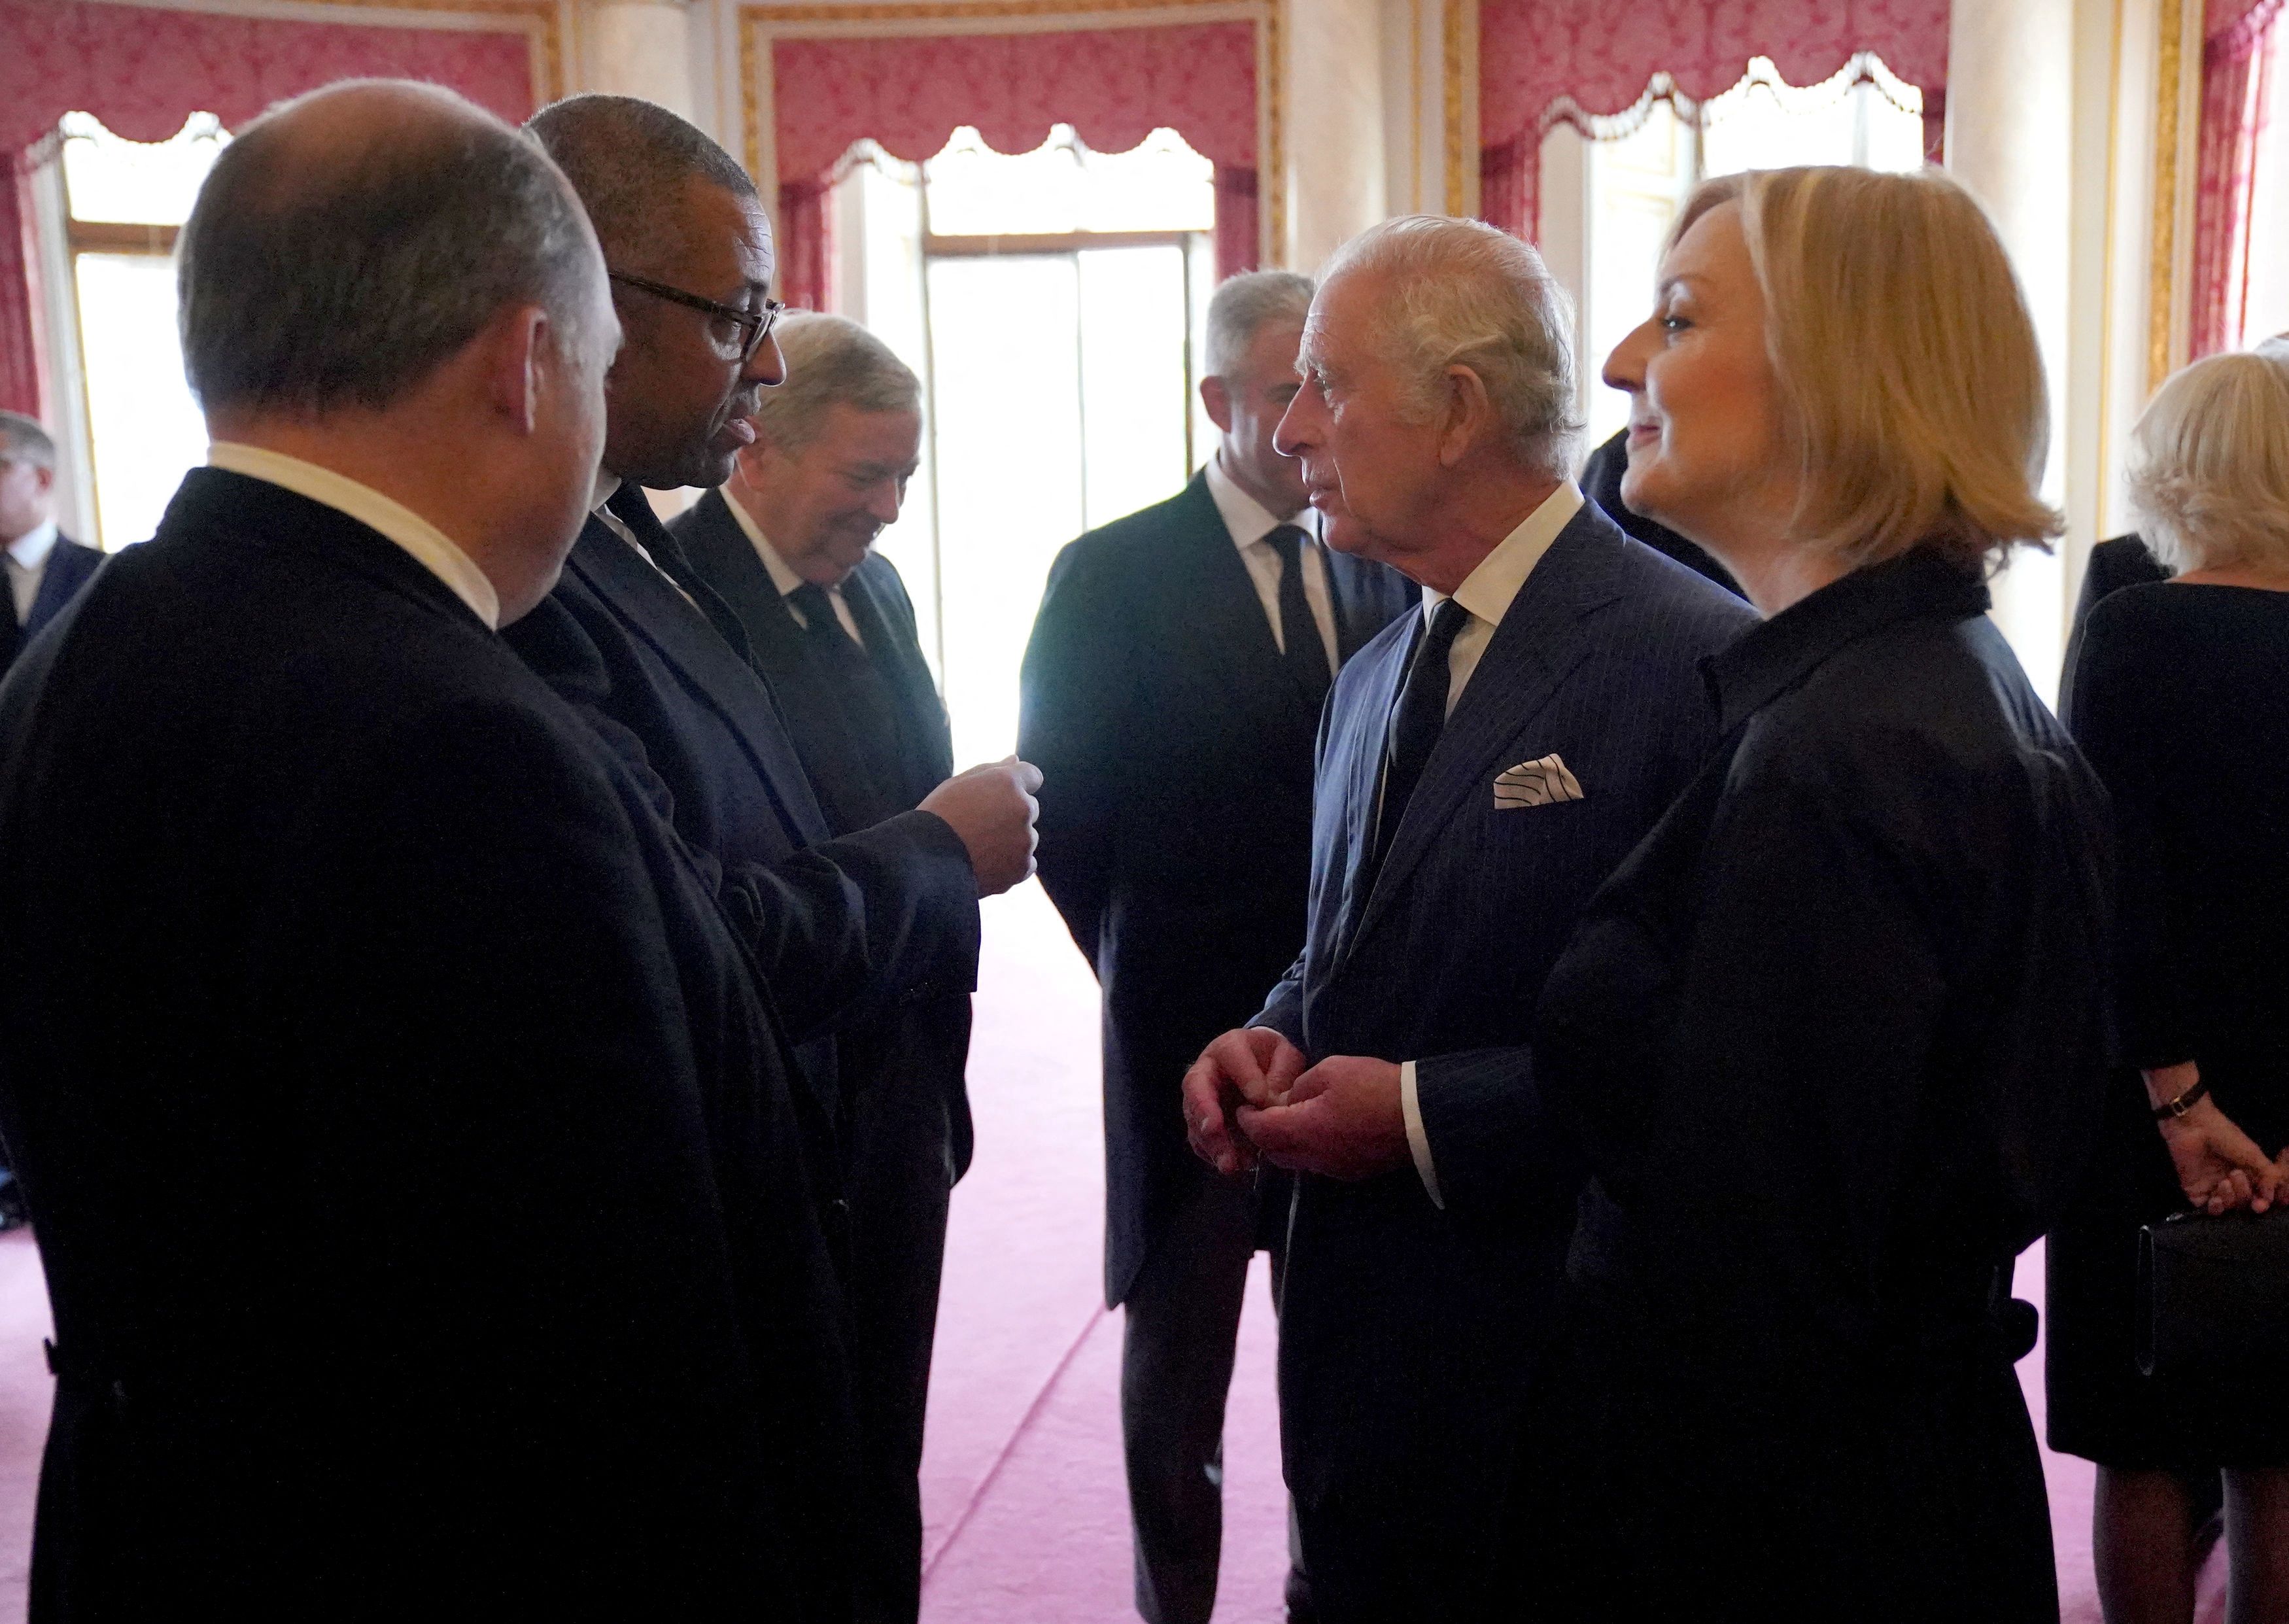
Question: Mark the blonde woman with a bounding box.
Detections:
[1507,167,2113,1621]
[2046,348,2289,1624]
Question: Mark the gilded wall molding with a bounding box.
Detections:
[1441,0,1468,214]
[738,0,1285,264]
[2146,0,2185,391]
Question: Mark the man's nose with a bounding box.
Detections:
[746,332,787,389]
[867,481,902,526]
[1273,389,1319,459]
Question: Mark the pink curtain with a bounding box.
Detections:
[1478,0,1952,241]
[2192,0,2287,356]
[772,22,1261,306]
[1213,164,1259,279]
[0,0,536,421]
[0,164,37,419]
[776,179,833,315]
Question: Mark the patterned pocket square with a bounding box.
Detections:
[1494,753,1585,808]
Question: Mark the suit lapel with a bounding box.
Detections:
[568,513,831,843]
[24,540,98,640]
[1341,508,1634,955]
[1327,619,1414,965]
[844,559,954,792]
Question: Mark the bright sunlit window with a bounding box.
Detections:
[834,125,1216,762]
[1550,56,1926,448]
[56,112,230,551]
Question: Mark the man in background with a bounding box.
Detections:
[0,411,99,1230]
[1021,270,1414,1624]
[0,81,851,1618]
[0,413,103,678]
[673,311,966,1624]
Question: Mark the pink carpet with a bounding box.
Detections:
[0,880,2222,1621]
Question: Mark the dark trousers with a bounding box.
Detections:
[1121,1164,1301,1624]
[844,1053,958,1624]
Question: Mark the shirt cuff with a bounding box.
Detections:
[1399,1059,1445,1210]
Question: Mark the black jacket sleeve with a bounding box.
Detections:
[1019,541,1131,966]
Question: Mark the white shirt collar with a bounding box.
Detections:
[207,443,500,630]
[5,519,58,573]
[1425,481,1584,629]
[1203,448,1308,553]
[720,487,807,598]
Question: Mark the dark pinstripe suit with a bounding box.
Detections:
[1250,498,1753,1621]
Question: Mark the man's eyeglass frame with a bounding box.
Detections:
[608,270,784,365]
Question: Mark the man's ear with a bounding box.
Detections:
[1200,375,1235,434]
[483,303,551,434]
[1437,364,1492,468]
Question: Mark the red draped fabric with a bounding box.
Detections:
[2192,0,2286,356]
[770,22,1260,311]
[1477,0,1951,241]
[0,0,537,417]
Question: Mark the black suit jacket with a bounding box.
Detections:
[502,485,980,1134]
[671,489,974,1177]
[1019,470,1416,1306]
[1,534,103,676]
[0,471,853,1620]
[2059,532,2167,717]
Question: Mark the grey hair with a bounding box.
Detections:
[178,80,603,416]
[1318,216,1581,478]
[1205,270,1314,377]
[2128,347,2289,574]
[0,413,55,471]
[526,94,758,267]
[751,312,921,453]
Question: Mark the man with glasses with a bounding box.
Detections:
[504,99,1040,1616]
[670,312,958,1624]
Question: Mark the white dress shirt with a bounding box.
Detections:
[1205,451,1338,676]
[207,443,499,629]
[5,519,59,625]
[720,487,865,647]
[1398,480,1585,1208]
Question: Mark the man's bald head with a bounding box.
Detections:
[525,94,759,271]
[178,80,608,416]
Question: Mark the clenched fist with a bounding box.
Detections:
[920,757,1043,896]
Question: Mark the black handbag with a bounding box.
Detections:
[2137,1207,2289,1380]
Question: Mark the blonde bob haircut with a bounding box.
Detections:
[2127,349,2289,574]
[1667,166,2063,570]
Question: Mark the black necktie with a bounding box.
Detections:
[787,581,910,820]
[1265,525,1332,712]
[1368,596,1470,871]
[787,581,855,653]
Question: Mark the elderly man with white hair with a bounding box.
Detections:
[1182,216,1754,1620]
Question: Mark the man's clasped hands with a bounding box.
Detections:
[1180,1028,1416,1183]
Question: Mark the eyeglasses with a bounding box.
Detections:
[607,270,784,365]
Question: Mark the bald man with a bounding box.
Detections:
[0,82,848,1620]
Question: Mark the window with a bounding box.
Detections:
[37,113,231,551]
[1540,56,1927,449]
[2231,24,2289,347]
[833,126,1215,761]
